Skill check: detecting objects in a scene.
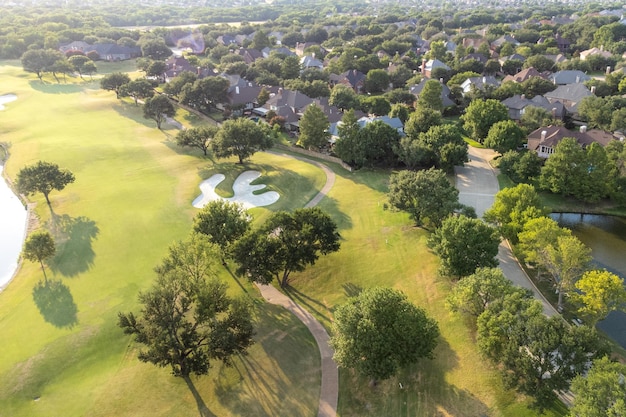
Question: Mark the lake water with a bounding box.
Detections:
[552,213,626,348]
[0,165,28,290]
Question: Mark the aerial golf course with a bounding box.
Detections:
[0,60,565,417]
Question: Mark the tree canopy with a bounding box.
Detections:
[330,287,439,382]
[388,168,459,228]
[570,356,626,417]
[461,98,509,142]
[100,72,132,99]
[118,235,254,378]
[211,118,273,164]
[16,160,75,205]
[175,125,218,156]
[573,269,626,325]
[297,103,330,150]
[142,94,175,129]
[232,207,340,287]
[22,230,56,281]
[428,215,500,278]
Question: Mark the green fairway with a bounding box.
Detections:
[0,60,565,417]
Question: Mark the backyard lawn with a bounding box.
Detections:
[0,60,565,416]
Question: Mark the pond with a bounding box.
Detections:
[552,213,626,349]
[0,165,28,290]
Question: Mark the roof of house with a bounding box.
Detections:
[549,70,591,85]
[492,35,520,47]
[261,46,296,58]
[543,83,592,111]
[501,94,565,118]
[543,54,568,64]
[409,79,455,107]
[527,125,614,152]
[502,67,549,83]
[462,53,489,64]
[498,54,526,64]
[328,115,404,138]
[579,47,613,60]
[461,75,500,92]
[227,80,262,106]
[340,69,366,88]
[265,89,314,112]
[300,55,324,68]
[423,59,450,72]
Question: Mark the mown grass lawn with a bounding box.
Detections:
[0,60,565,417]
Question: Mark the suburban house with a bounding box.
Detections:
[223,79,263,115]
[164,56,214,80]
[503,67,549,83]
[498,54,526,65]
[549,70,591,85]
[328,115,404,143]
[295,42,325,57]
[501,94,565,121]
[460,76,500,96]
[544,54,568,65]
[409,79,455,107]
[260,88,315,130]
[300,55,324,70]
[216,35,239,46]
[580,47,613,61]
[492,35,520,48]
[527,125,615,158]
[462,53,489,64]
[234,48,264,65]
[543,83,592,114]
[59,41,141,61]
[261,46,296,59]
[421,59,450,77]
[330,69,367,93]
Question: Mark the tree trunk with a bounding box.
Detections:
[557,287,563,312]
[43,192,51,205]
[40,260,47,282]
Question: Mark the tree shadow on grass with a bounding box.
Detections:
[184,376,217,417]
[47,212,99,278]
[284,286,332,324]
[214,303,319,417]
[32,279,78,328]
[342,282,363,298]
[28,80,84,94]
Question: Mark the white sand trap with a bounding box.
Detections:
[193,170,280,209]
[0,94,17,110]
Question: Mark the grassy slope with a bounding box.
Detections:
[0,60,564,417]
[0,61,320,417]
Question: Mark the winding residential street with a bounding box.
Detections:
[455,147,559,317]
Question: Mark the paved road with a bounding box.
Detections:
[255,153,338,417]
[455,147,559,317]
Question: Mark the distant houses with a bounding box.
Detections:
[59,41,141,61]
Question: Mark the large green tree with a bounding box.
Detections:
[140,39,172,60]
[483,183,547,242]
[333,109,363,166]
[416,79,443,111]
[330,287,439,383]
[142,94,175,130]
[22,230,56,281]
[232,207,340,288]
[118,235,254,378]
[329,84,359,111]
[297,103,330,150]
[428,215,500,278]
[211,118,273,163]
[461,98,509,142]
[573,269,626,325]
[16,160,75,205]
[120,78,154,105]
[484,120,525,154]
[446,267,524,318]
[175,125,218,156]
[193,200,251,264]
[180,76,230,113]
[388,168,459,228]
[100,72,132,99]
[21,48,64,81]
[364,68,390,94]
[404,107,443,138]
[570,356,626,417]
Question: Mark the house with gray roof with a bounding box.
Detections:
[330,69,367,93]
[460,76,500,96]
[59,41,141,61]
[300,55,324,70]
[549,70,590,85]
[328,115,404,142]
[492,35,520,48]
[501,94,565,121]
[409,79,455,107]
[261,46,296,59]
[543,83,592,113]
[421,59,450,77]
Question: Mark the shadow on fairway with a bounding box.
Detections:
[28,80,84,94]
[342,282,363,298]
[214,303,318,416]
[285,286,332,324]
[47,212,99,278]
[32,279,78,328]
[184,376,217,417]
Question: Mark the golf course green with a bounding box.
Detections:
[0,60,565,417]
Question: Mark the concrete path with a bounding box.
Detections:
[255,153,338,417]
[455,147,559,317]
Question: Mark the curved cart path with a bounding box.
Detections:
[455,147,559,317]
[255,152,338,417]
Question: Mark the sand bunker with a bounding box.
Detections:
[193,170,280,209]
[0,94,17,110]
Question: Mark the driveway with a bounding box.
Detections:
[455,147,559,317]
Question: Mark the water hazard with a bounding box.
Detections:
[0,165,28,289]
[552,213,626,348]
